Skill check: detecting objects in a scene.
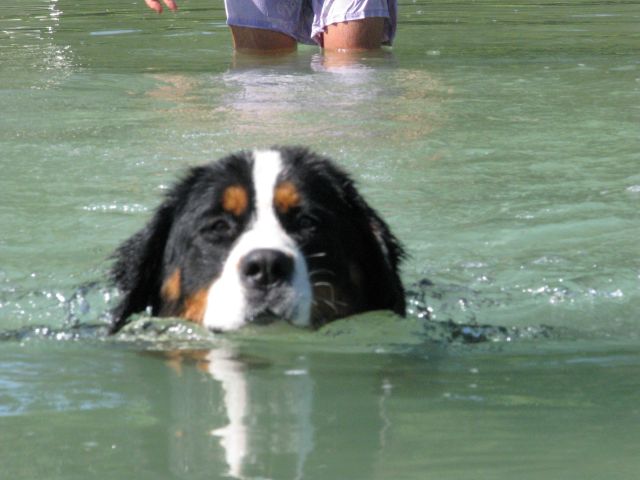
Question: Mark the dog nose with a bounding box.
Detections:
[240,249,294,288]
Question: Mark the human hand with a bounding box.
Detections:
[145,0,178,13]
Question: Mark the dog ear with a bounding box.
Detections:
[342,178,407,316]
[108,195,178,333]
[291,147,407,316]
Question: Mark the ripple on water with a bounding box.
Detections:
[82,203,149,213]
[89,30,143,37]
[0,270,634,348]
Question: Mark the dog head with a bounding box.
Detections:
[109,147,405,333]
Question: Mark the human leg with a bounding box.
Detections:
[224,0,313,52]
[312,0,397,50]
[322,16,385,50]
[229,26,297,53]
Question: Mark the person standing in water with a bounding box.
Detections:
[143,0,397,52]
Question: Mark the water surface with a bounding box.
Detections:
[1,0,639,478]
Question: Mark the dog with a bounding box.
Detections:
[109,146,405,333]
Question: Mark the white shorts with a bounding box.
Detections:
[224,0,397,46]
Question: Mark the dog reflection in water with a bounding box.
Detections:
[157,342,394,479]
[162,345,313,479]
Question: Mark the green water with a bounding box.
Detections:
[1,0,639,478]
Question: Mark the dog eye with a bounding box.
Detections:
[201,219,233,236]
[296,214,318,231]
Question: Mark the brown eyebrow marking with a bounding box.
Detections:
[274,181,301,214]
[222,185,249,216]
[161,268,181,303]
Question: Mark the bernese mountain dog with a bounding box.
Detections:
[109,146,405,333]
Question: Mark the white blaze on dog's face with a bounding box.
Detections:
[203,150,312,331]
